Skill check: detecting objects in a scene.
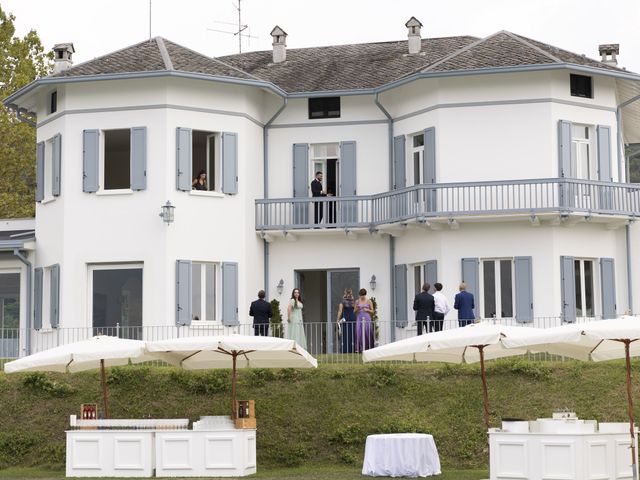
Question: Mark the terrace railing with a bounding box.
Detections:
[256,178,640,231]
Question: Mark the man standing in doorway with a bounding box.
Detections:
[413,283,435,335]
[454,282,475,327]
[432,282,450,332]
[311,172,326,224]
[249,290,272,336]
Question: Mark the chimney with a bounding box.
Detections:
[270,26,287,64]
[599,44,619,67]
[53,43,75,73]
[405,17,423,55]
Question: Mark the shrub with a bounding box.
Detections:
[106,366,151,388]
[270,299,284,338]
[169,369,228,395]
[245,368,276,387]
[0,432,38,467]
[366,365,399,388]
[20,372,74,397]
[490,358,551,380]
[270,444,307,467]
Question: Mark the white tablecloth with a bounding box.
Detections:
[362,433,441,478]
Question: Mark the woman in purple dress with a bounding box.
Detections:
[354,288,375,352]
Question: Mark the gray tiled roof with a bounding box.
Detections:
[51,32,629,93]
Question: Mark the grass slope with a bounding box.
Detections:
[0,359,637,472]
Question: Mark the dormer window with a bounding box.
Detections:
[49,91,57,114]
[309,97,340,119]
[570,74,593,98]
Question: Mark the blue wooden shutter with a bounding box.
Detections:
[394,264,408,327]
[340,141,357,224]
[560,256,576,322]
[222,262,239,326]
[222,132,238,194]
[425,260,437,294]
[597,125,612,182]
[176,260,192,326]
[600,258,616,319]
[423,127,436,212]
[52,134,62,197]
[293,143,309,224]
[558,120,572,178]
[83,130,99,192]
[176,127,192,191]
[514,256,533,322]
[130,127,147,191]
[461,258,480,305]
[50,264,60,328]
[36,142,45,202]
[393,135,406,189]
[34,267,43,330]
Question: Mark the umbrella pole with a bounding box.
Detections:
[100,359,110,419]
[231,353,238,420]
[478,345,491,430]
[624,340,638,480]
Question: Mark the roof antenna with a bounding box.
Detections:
[149,0,152,41]
[207,0,258,53]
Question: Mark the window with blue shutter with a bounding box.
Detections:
[34,267,43,330]
[600,258,616,319]
[597,125,612,182]
[293,143,309,225]
[130,127,147,191]
[423,127,436,212]
[50,264,60,328]
[222,132,238,194]
[560,256,576,322]
[461,258,480,304]
[394,264,408,327]
[176,260,192,326]
[52,134,61,197]
[222,262,239,326]
[36,142,45,202]
[425,260,437,294]
[83,130,100,192]
[176,128,192,191]
[393,135,406,190]
[339,141,357,224]
[514,256,533,322]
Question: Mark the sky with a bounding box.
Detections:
[2,0,639,73]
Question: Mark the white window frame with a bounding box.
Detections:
[574,258,598,319]
[571,124,596,181]
[190,261,220,324]
[99,128,133,194]
[87,263,144,328]
[410,133,425,187]
[189,130,222,195]
[310,143,340,196]
[479,258,515,319]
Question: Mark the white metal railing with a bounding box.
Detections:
[255,178,640,230]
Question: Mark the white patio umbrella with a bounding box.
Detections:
[3,335,152,418]
[146,334,318,418]
[363,322,541,429]
[502,316,640,479]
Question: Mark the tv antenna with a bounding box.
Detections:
[207,0,258,53]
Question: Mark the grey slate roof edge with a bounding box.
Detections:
[501,30,563,63]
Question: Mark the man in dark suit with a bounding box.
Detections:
[454,282,475,327]
[311,172,326,224]
[249,290,272,336]
[413,283,435,335]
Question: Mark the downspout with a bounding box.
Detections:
[374,93,396,341]
[262,97,287,298]
[12,249,32,355]
[617,93,640,314]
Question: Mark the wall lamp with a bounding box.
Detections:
[276,279,285,295]
[159,201,175,224]
[369,275,377,291]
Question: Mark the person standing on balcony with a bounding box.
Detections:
[311,172,326,224]
[249,290,272,336]
[454,283,475,327]
[413,283,435,335]
[287,288,307,350]
[432,283,450,332]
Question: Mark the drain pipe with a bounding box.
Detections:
[627,224,634,314]
[12,249,32,355]
[262,97,287,298]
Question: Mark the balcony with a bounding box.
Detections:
[255,178,640,235]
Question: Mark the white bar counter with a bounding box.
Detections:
[489,414,638,480]
[66,416,256,478]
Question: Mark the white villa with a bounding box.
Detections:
[2,19,640,356]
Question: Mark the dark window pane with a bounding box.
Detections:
[192,263,201,321]
[500,260,513,317]
[483,261,496,318]
[50,91,57,114]
[308,97,341,119]
[414,265,422,295]
[104,129,131,190]
[192,131,215,191]
[92,268,142,338]
[584,261,594,316]
[413,152,421,185]
[0,273,20,329]
[570,74,593,98]
[574,260,583,317]
[205,264,215,321]
[413,134,424,148]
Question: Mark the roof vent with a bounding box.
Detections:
[270,26,287,64]
[599,44,619,67]
[405,17,423,55]
[53,43,75,73]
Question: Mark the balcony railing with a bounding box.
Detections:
[255,178,640,231]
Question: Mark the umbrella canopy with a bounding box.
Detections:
[363,322,539,429]
[501,316,640,479]
[146,335,318,418]
[3,335,152,418]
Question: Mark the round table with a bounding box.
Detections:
[362,433,441,477]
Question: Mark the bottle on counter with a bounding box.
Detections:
[239,403,244,418]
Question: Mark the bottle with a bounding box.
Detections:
[239,403,244,418]
[246,403,250,418]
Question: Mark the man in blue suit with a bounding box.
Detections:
[454,282,475,327]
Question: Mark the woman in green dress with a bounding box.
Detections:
[286,288,307,350]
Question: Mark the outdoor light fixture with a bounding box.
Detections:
[159,201,175,224]
[369,275,377,291]
[276,279,285,295]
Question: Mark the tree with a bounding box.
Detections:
[0,6,52,218]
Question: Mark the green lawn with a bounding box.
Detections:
[0,466,489,479]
